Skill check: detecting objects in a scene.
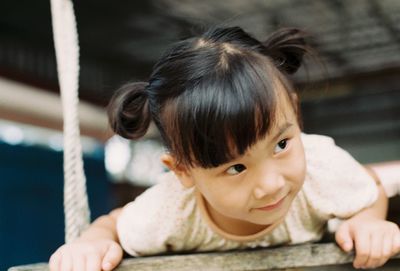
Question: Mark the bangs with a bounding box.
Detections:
[162,53,280,168]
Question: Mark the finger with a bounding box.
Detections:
[364,232,383,269]
[72,254,86,271]
[85,253,102,271]
[353,230,370,269]
[102,243,123,271]
[377,231,395,267]
[60,253,73,271]
[335,223,353,252]
[49,252,61,271]
[394,230,400,254]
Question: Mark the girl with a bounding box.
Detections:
[49,26,400,271]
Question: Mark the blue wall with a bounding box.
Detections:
[0,142,112,270]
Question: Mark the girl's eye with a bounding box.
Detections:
[274,139,288,154]
[226,164,246,175]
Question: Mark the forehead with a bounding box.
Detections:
[274,92,296,124]
[268,77,298,126]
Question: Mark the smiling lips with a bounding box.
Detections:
[255,196,286,211]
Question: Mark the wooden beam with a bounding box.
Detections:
[0,76,112,142]
[9,242,400,271]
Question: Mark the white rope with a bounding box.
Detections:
[50,0,90,243]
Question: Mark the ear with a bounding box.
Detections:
[161,154,195,188]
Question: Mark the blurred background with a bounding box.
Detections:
[1,0,400,269]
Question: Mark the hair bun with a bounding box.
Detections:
[107,81,151,139]
[262,28,310,74]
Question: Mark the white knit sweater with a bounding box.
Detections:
[117,133,378,256]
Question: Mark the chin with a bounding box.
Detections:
[252,215,284,225]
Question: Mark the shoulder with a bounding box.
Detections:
[117,172,197,256]
[301,132,362,174]
[300,133,378,219]
[300,133,335,154]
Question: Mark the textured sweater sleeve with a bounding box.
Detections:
[116,172,197,256]
[301,134,378,220]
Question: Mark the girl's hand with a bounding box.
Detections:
[335,217,400,269]
[49,239,123,271]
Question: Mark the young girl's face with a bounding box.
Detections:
[166,93,306,236]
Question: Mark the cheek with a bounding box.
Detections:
[193,170,246,204]
[201,182,249,214]
[287,139,306,187]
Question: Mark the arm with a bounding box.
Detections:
[79,208,121,242]
[335,167,400,269]
[355,166,388,220]
[49,208,123,271]
[368,160,400,197]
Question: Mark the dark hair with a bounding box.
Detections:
[108,26,311,168]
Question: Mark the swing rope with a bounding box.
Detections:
[50,0,90,243]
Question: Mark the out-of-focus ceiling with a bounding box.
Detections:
[1,0,400,106]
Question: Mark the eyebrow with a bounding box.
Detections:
[270,122,294,143]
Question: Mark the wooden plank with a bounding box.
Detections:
[0,77,111,142]
[8,242,400,271]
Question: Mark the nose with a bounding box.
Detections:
[252,168,285,200]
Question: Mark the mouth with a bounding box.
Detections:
[255,196,286,211]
